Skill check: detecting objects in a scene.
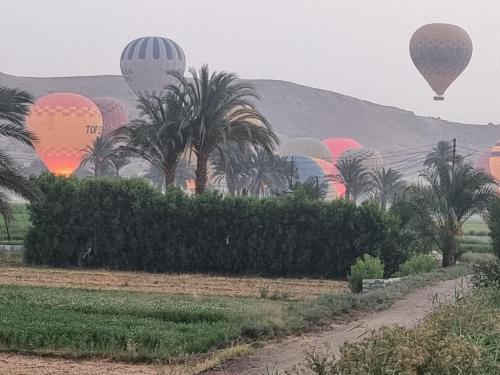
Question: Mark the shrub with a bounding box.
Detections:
[348,254,384,293]
[471,259,500,288]
[25,174,411,278]
[287,287,500,375]
[399,254,438,276]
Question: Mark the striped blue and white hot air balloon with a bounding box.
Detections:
[120,36,186,98]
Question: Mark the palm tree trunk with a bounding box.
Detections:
[441,229,457,267]
[164,165,176,187]
[195,154,209,195]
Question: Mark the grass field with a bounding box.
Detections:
[0,284,290,362]
[0,204,29,242]
[0,252,472,363]
[462,216,489,236]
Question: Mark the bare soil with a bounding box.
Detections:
[0,277,466,375]
[0,265,347,300]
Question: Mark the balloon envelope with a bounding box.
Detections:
[339,147,384,171]
[120,36,186,98]
[91,97,129,136]
[322,137,362,197]
[322,138,362,164]
[280,137,333,163]
[475,152,491,175]
[410,23,473,100]
[287,154,336,199]
[26,93,103,176]
[489,142,500,181]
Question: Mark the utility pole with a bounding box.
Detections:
[289,156,295,190]
[451,138,457,179]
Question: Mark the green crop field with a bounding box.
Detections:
[0,284,289,362]
[0,204,30,242]
[462,217,489,236]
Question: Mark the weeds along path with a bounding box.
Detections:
[203,277,469,375]
[0,277,467,375]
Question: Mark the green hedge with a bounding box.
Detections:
[24,174,410,278]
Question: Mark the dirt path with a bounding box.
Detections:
[0,277,467,375]
[203,277,468,374]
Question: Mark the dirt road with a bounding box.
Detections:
[203,277,467,374]
[0,277,466,375]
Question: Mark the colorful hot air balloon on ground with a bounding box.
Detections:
[489,142,500,183]
[280,137,333,163]
[322,137,362,165]
[322,137,362,197]
[91,97,129,137]
[287,154,337,199]
[410,23,473,101]
[475,152,491,175]
[120,36,186,98]
[26,93,103,176]
[338,147,384,172]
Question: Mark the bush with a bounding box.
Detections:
[399,254,438,276]
[348,254,384,293]
[471,259,500,288]
[24,174,411,278]
[287,287,500,375]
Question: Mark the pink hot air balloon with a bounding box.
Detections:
[91,97,129,136]
[322,138,362,197]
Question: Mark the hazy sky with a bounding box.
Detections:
[1,0,500,124]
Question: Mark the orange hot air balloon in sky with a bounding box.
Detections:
[410,23,473,101]
[27,93,103,176]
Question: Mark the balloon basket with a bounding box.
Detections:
[433,96,445,101]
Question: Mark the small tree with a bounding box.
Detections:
[115,93,190,187]
[411,159,496,267]
[333,158,371,201]
[369,167,406,210]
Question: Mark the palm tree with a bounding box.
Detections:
[424,140,462,171]
[0,86,40,223]
[80,136,114,177]
[411,160,496,267]
[369,167,406,210]
[108,150,130,177]
[211,143,251,196]
[169,65,278,194]
[114,93,190,187]
[144,158,195,192]
[333,158,371,201]
[246,151,291,197]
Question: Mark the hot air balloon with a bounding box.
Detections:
[410,23,473,100]
[338,147,384,171]
[280,137,333,163]
[91,97,129,137]
[287,154,337,199]
[489,141,500,182]
[322,138,362,197]
[322,137,362,165]
[475,152,491,175]
[313,158,338,200]
[26,93,103,176]
[120,36,186,98]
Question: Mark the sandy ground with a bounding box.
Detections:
[0,277,467,375]
[0,265,347,300]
